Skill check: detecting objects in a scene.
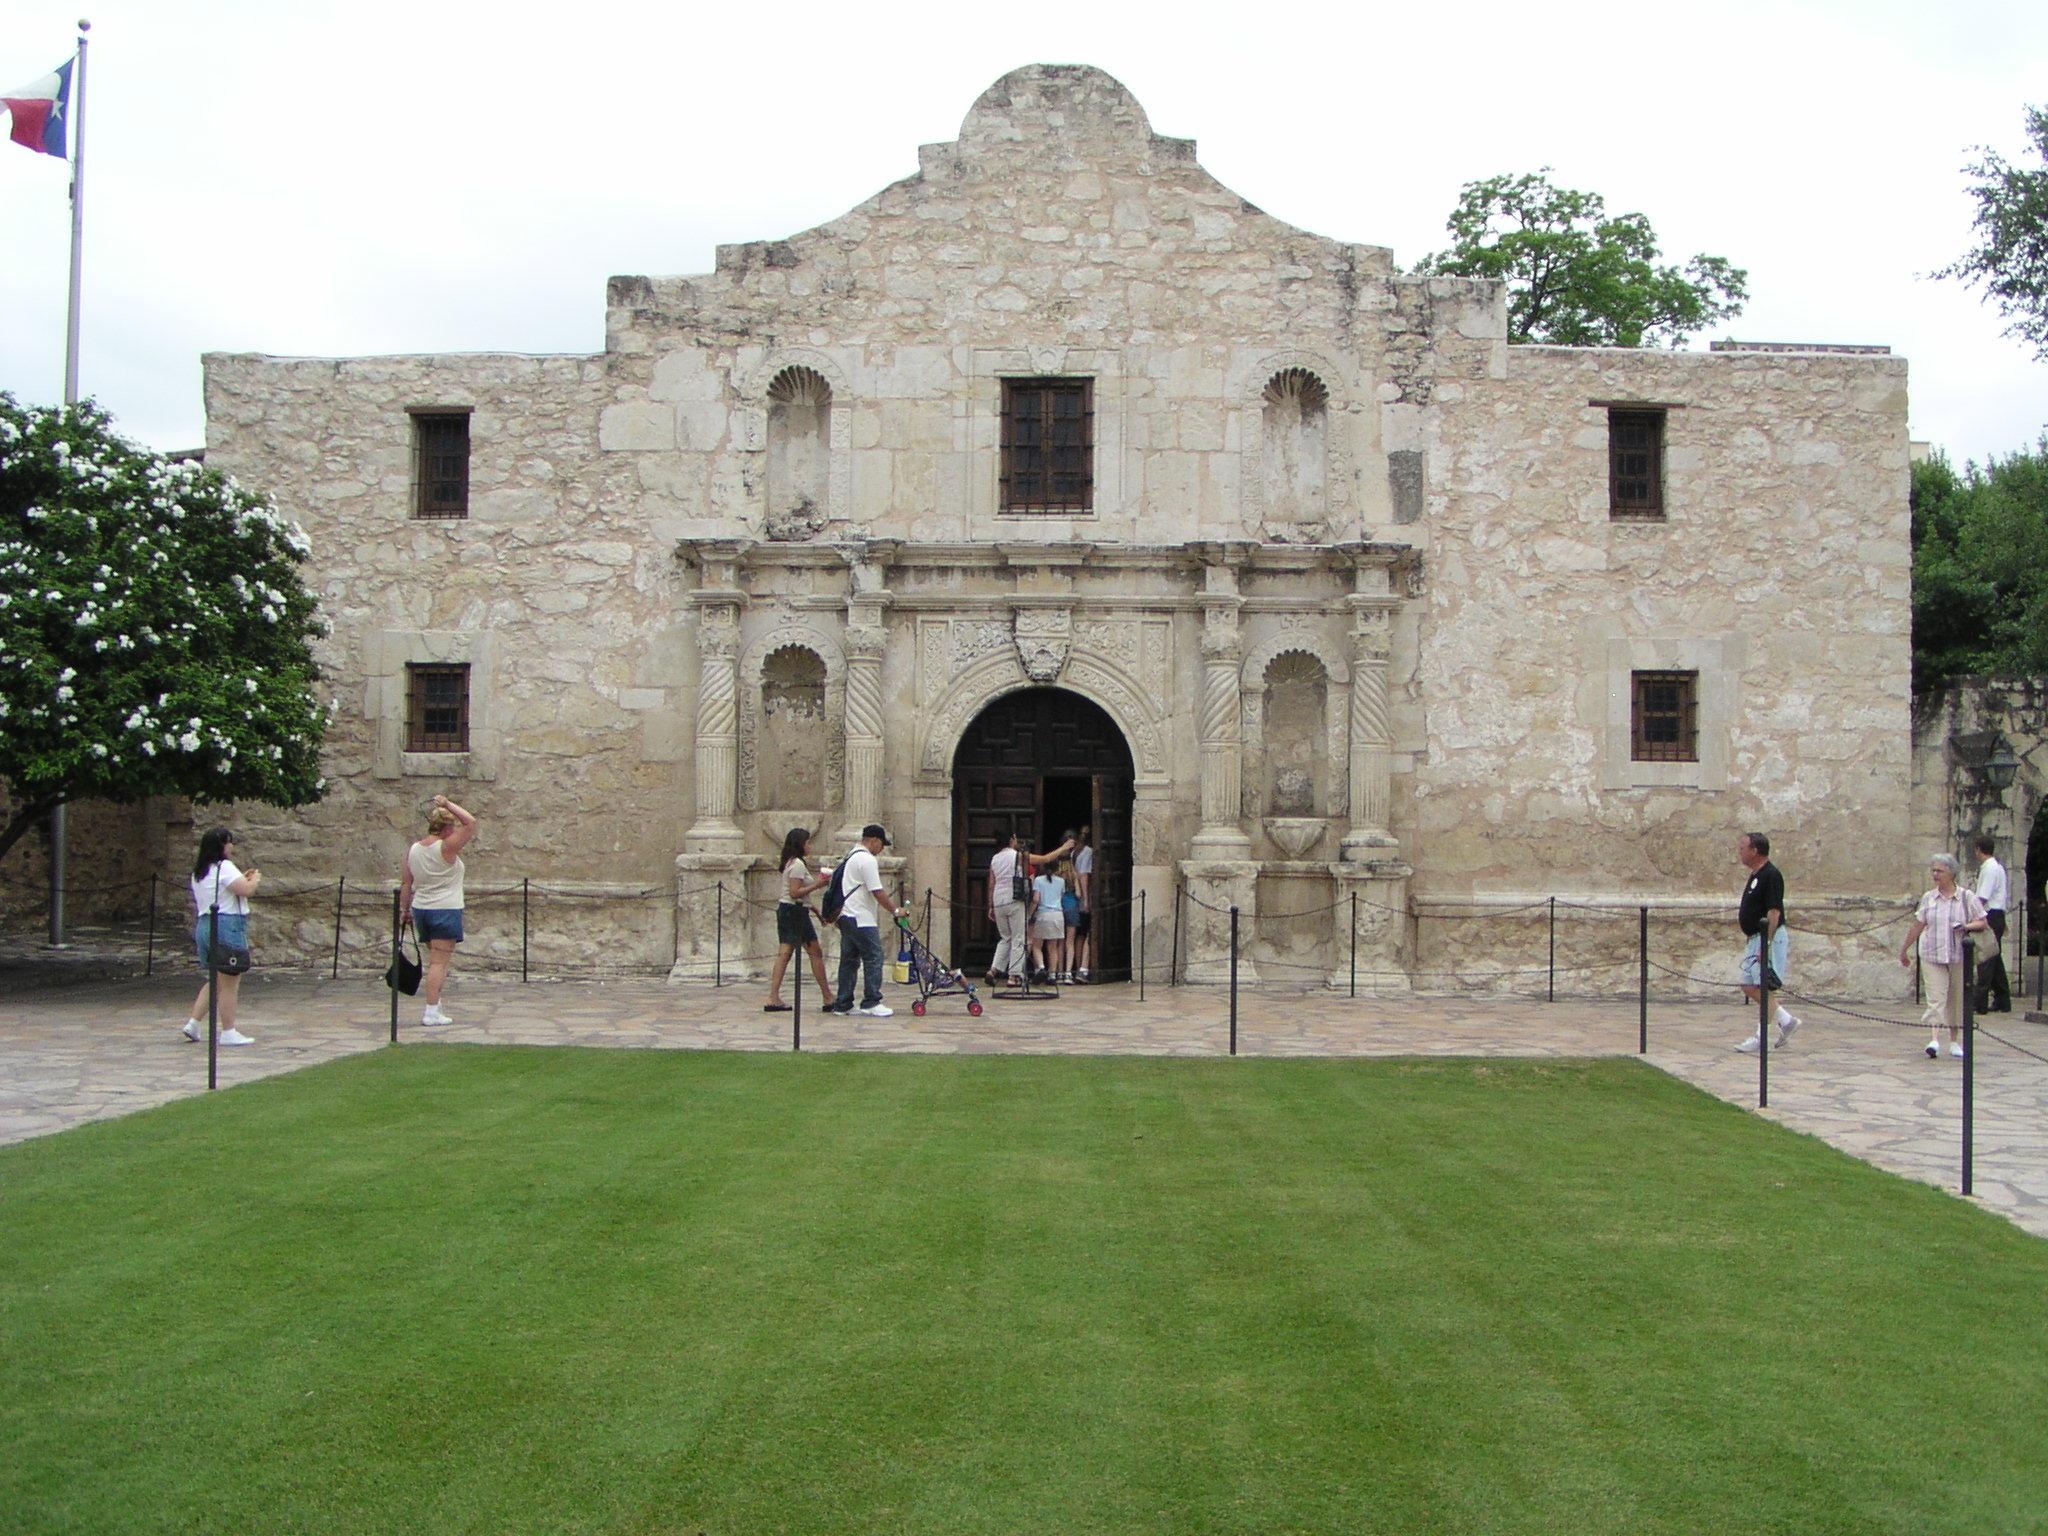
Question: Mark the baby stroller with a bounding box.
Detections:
[893,916,985,1017]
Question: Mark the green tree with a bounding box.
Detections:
[1935,105,2048,359]
[1910,438,2048,690]
[0,394,329,861]
[1415,169,1748,347]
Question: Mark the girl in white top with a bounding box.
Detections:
[1029,867,1067,983]
[182,825,261,1046]
[400,795,477,1027]
[764,826,834,1012]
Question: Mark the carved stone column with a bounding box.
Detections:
[1177,858,1261,985]
[686,598,745,855]
[1328,856,1413,993]
[1342,598,1399,858]
[1194,567,1251,857]
[835,550,895,845]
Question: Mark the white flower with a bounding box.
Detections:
[141,740,157,756]
[58,667,75,682]
[90,743,108,758]
[55,685,74,702]
[244,678,259,694]
[177,730,201,753]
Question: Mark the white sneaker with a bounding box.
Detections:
[422,1005,451,1026]
[858,1003,894,1018]
[1736,1035,1760,1053]
[218,1028,254,1047]
[1775,1015,1800,1048]
[1925,1040,1940,1058]
[1950,1042,1966,1059]
[181,1019,202,1043]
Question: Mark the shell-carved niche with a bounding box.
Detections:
[1260,368,1329,541]
[765,366,832,541]
[738,628,844,812]
[1240,628,1350,821]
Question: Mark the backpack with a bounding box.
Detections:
[820,857,852,923]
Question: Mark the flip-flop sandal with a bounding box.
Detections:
[763,1003,792,1012]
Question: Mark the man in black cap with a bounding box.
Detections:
[828,824,909,1017]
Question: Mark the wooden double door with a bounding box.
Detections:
[950,688,1134,978]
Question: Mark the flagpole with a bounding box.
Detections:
[49,18,87,948]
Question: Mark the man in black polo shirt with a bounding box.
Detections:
[1735,831,1801,1052]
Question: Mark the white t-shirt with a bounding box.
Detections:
[781,857,810,906]
[990,846,1022,905]
[840,846,883,927]
[192,860,249,916]
[1976,856,2009,912]
[1073,845,1094,905]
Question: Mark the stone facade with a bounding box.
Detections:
[181,65,1916,993]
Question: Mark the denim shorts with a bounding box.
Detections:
[414,909,465,943]
[193,911,249,970]
[1740,928,1789,988]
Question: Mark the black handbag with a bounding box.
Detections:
[386,931,423,995]
[208,870,252,975]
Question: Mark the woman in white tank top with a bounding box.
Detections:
[399,795,477,1027]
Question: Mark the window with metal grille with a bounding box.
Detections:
[406,664,470,752]
[1631,670,1697,762]
[412,411,471,519]
[1609,408,1665,520]
[1000,378,1093,512]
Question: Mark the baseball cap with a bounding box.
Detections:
[862,823,892,845]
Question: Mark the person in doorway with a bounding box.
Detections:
[985,830,1074,988]
[400,795,477,1027]
[1057,856,1082,983]
[828,824,908,1017]
[1972,834,2012,1014]
[1734,831,1800,1053]
[1902,853,1990,1058]
[764,826,833,1012]
[1030,860,1069,985]
[182,825,260,1046]
[1072,826,1096,982]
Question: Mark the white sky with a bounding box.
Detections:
[2,0,2045,467]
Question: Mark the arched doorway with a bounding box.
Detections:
[951,687,1135,979]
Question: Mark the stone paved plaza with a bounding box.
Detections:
[1,967,2043,1242]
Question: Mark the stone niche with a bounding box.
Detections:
[757,644,829,810]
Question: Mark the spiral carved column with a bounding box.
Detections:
[838,621,886,843]
[1195,601,1250,856]
[686,606,744,852]
[1343,604,1396,855]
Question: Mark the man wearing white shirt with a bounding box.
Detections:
[1973,834,2012,1013]
[828,824,909,1018]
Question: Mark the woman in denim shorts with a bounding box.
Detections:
[400,795,477,1027]
[183,826,261,1046]
[763,826,833,1012]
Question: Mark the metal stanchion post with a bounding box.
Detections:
[1228,905,1239,1057]
[1638,905,1648,1054]
[1962,936,1975,1196]
[1350,891,1358,999]
[206,903,220,1091]
[144,873,157,977]
[522,877,530,983]
[793,951,802,1052]
[1138,888,1147,1001]
[388,889,400,1043]
[1170,884,1182,986]
[331,876,345,980]
[715,882,724,988]
[1757,959,1771,1110]
[1548,895,1556,1003]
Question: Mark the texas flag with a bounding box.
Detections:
[2,59,74,158]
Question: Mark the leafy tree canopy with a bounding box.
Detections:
[1910,437,2048,691]
[1415,169,1748,348]
[0,393,329,861]
[1935,105,2048,360]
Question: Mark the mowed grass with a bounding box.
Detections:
[2,1050,2045,1535]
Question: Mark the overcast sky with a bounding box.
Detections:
[3,0,2044,468]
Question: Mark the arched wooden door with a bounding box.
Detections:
[950,688,1134,979]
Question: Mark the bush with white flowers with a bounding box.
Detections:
[0,393,330,860]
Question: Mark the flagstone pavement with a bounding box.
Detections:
[2,965,2043,1241]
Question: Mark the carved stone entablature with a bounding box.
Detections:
[736,618,845,812]
[1014,608,1073,682]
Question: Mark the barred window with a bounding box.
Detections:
[412,410,471,519]
[1631,670,1698,762]
[1609,408,1665,520]
[406,664,470,752]
[1000,378,1093,512]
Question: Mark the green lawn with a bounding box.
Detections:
[2,1048,2044,1535]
